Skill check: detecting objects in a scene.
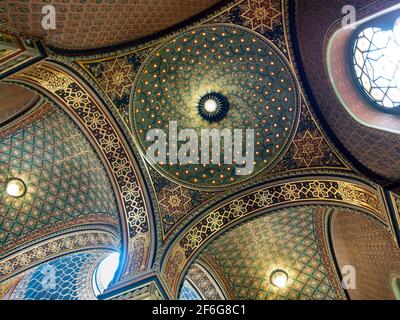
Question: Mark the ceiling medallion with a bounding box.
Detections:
[198,92,229,123]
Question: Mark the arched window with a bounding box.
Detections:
[92,252,120,296]
[352,12,400,114]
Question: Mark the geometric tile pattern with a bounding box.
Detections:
[11,63,151,277]
[77,0,347,245]
[8,250,110,300]
[0,0,222,50]
[353,22,400,110]
[271,105,348,172]
[183,263,225,300]
[197,252,237,299]
[163,179,384,295]
[159,186,192,230]
[154,173,217,238]
[331,209,400,300]
[240,0,281,34]
[81,51,150,122]
[197,207,344,300]
[0,230,119,281]
[179,280,202,300]
[212,0,286,54]
[0,104,119,256]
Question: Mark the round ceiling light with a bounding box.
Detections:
[5,178,26,198]
[270,269,289,288]
[198,92,230,123]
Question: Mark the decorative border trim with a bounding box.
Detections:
[313,209,347,300]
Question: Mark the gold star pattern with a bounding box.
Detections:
[240,0,281,33]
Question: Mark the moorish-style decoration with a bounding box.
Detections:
[1,0,399,302]
[0,230,119,282]
[0,102,120,263]
[352,16,400,113]
[183,207,346,300]
[197,92,230,123]
[6,250,112,300]
[240,0,281,34]
[131,24,299,190]
[8,63,153,279]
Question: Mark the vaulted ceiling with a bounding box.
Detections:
[0,102,120,259]
[188,207,345,300]
[331,209,400,300]
[0,0,400,300]
[0,84,37,125]
[0,0,223,50]
[293,0,400,181]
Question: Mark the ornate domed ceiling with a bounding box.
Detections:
[0,0,223,51]
[79,0,351,240]
[131,24,299,190]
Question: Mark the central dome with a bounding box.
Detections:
[130,24,299,190]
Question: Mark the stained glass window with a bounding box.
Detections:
[353,16,400,113]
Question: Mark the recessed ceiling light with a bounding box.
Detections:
[5,178,26,198]
[270,269,288,288]
[198,92,229,123]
